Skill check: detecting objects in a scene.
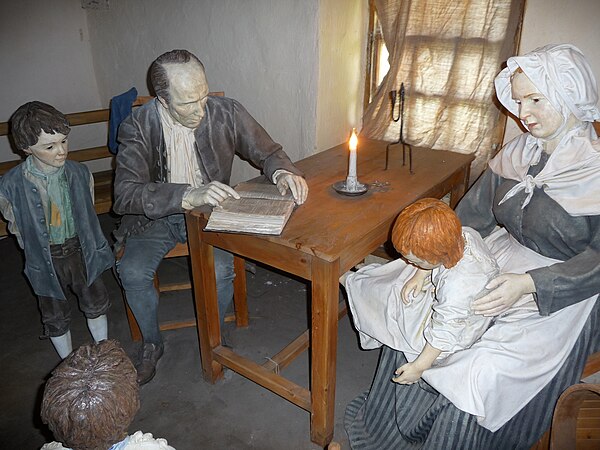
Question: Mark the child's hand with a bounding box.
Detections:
[401,269,431,304]
[392,362,423,384]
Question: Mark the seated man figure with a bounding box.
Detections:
[113,49,308,384]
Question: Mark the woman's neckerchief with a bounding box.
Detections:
[488,122,600,216]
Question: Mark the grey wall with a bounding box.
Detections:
[3,0,600,175]
[317,0,368,152]
[0,0,103,167]
[503,0,600,142]
[86,0,320,184]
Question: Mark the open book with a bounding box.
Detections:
[204,181,296,235]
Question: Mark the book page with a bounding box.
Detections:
[215,197,294,218]
[235,181,294,202]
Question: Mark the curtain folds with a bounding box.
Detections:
[363,0,525,179]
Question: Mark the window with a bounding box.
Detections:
[362,0,525,179]
[364,3,390,109]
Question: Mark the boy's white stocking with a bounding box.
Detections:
[87,314,108,342]
[50,330,73,359]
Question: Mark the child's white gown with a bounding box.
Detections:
[345,227,503,357]
[344,226,597,431]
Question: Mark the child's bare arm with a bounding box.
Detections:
[392,343,441,384]
[401,268,432,304]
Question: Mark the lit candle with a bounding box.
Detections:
[346,128,358,189]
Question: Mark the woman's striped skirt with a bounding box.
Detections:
[345,300,600,449]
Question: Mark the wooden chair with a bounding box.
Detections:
[549,382,600,450]
[124,241,249,342]
[120,92,249,341]
[531,352,600,450]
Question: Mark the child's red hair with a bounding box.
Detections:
[391,198,463,268]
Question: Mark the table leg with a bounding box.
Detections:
[185,212,223,382]
[233,256,249,327]
[449,165,471,208]
[310,257,340,446]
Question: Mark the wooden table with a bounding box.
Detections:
[185,138,474,446]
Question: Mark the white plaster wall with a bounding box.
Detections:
[4,1,595,178]
[0,0,104,169]
[316,0,368,152]
[86,0,319,185]
[503,0,600,142]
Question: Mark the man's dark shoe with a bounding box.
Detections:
[135,342,164,385]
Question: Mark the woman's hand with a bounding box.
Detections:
[473,273,536,316]
[401,269,431,304]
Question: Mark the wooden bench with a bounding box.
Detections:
[0,94,228,238]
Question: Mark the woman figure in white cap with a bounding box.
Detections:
[345,43,600,449]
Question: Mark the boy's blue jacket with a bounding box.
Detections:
[0,160,113,299]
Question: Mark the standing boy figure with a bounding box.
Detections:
[0,101,113,358]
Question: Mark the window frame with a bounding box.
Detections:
[363,0,387,111]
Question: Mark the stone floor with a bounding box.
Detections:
[0,213,380,449]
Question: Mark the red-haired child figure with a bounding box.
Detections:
[343,198,504,384]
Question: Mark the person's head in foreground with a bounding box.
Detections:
[41,339,139,450]
[391,198,463,270]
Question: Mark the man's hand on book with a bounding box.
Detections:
[185,181,240,208]
[276,173,308,205]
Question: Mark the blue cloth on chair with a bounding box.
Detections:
[108,87,138,154]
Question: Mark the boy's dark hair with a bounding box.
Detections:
[41,340,139,450]
[149,49,205,103]
[10,101,70,151]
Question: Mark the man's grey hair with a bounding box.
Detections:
[149,49,205,103]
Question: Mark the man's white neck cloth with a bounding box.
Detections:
[158,102,203,187]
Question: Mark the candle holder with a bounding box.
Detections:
[332,178,369,196]
[385,82,413,174]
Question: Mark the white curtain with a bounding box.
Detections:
[363,0,525,179]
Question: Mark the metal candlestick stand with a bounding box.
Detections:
[385,82,413,173]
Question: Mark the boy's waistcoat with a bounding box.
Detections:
[0,160,113,299]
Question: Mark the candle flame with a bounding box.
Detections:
[349,128,358,151]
